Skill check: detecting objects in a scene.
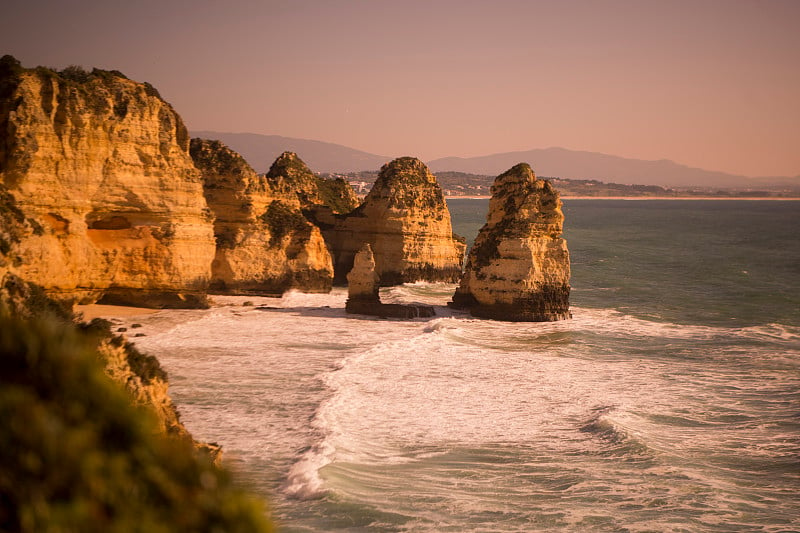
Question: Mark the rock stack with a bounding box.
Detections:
[345,243,380,307]
[450,163,571,321]
[325,157,465,285]
[345,243,435,318]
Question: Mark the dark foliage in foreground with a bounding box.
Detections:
[0,313,274,533]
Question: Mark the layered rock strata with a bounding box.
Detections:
[345,243,435,318]
[0,56,215,307]
[190,140,333,294]
[325,157,465,285]
[450,163,571,321]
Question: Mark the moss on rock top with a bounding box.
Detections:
[366,157,445,210]
[266,151,358,214]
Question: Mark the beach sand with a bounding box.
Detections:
[75,304,160,321]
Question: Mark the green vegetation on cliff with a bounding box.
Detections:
[316,176,359,214]
[261,201,311,247]
[0,313,273,532]
[1,171,273,531]
[266,151,358,214]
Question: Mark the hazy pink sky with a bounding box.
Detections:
[3,0,799,177]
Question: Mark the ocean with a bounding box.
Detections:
[125,199,799,532]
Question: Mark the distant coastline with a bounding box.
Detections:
[332,170,800,201]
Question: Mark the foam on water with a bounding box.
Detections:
[122,282,799,531]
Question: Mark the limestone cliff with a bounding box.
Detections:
[325,157,465,285]
[450,163,571,321]
[190,140,333,294]
[0,56,215,307]
[1,157,220,463]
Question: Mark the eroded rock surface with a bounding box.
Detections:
[345,243,435,318]
[0,56,215,307]
[190,140,333,294]
[0,196,217,462]
[451,163,571,321]
[325,157,465,285]
[345,243,380,304]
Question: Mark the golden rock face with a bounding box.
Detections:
[451,163,571,322]
[325,157,466,285]
[191,141,334,295]
[346,243,380,302]
[1,64,215,307]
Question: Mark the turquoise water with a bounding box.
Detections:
[129,200,799,531]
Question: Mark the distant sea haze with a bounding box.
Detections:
[191,131,798,188]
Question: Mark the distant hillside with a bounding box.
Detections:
[191,132,797,189]
[325,170,798,199]
[190,131,390,173]
[428,147,796,189]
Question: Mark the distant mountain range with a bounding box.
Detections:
[428,148,798,189]
[191,131,390,174]
[191,131,798,189]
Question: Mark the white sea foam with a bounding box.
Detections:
[120,283,800,531]
[281,438,335,500]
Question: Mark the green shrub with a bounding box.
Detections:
[261,201,309,247]
[59,65,91,83]
[315,177,359,214]
[0,314,274,532]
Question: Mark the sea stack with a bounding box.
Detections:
[345,243,435,318]
[0,56,215,307]
[450,163,571,321]
[345,243,380,308]
[325,157,465,285]
[191,140,334,295]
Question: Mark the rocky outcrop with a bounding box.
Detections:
[324,157,465,285]
[450,163,571,321]
[0,56,215,307]
[266,151,359,220]
[345,243,435,318]
[96,328,224,459]
[346,243,380,305]
[190,140,333,294]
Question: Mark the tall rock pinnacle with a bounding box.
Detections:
[450,163,571,321]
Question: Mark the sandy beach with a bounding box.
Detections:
[75,304,160,321]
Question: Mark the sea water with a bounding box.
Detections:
[124,200,799,532]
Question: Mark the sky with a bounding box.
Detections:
[2,0,799,177]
